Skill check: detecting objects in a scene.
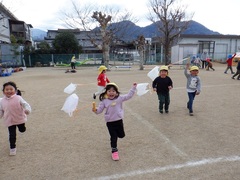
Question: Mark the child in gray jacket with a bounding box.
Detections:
[184,63,201,116]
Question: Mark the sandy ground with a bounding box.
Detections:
[0,63,240,180]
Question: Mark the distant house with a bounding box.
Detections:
[0,3,33,44]
[0,2,33,67]
[171,34,240,64]
[0,2,17,44]
[44,29,102,54]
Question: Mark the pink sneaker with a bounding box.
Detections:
[112,152,119,161]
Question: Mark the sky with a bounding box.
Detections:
[2,0,240,35]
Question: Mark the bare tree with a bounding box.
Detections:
[62,1,136,69]
[135,35,145,70]
[148,0,193,65]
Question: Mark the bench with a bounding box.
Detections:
[115,66,132,70]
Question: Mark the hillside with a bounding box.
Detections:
[31,20,220,41]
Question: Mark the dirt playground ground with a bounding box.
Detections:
[0,62,240,180]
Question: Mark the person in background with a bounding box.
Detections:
[184,64,201,116]
[70,55,76,70]
[232,60,240,80]
[200,51,209,69]
[0,81,31,156]
[93,65,110,99]
[194,55,201,68]
[224,53,236,74]
[92,82,137,161]
[205,58,215,71]
[152,65,173,114]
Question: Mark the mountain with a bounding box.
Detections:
[31,29,47,41]
[114,20,220,42]
[31,20,220,41]
[182,21,220,35]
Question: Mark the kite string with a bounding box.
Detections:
[72,103,93,117]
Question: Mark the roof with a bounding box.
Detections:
[0,2,18,20]
[179,34,240,39]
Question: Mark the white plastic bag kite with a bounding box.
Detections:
[147,66,159,81]
[64,83,77,94]
[136,83,149,96]
[61,93,79,117]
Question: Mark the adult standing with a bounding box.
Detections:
[70,55,76,70]
[200,51,209,69]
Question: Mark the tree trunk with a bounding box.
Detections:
[139,50,144,70]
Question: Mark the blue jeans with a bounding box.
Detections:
[187,92,196,113]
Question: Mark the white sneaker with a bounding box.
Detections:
[10,148,17,156]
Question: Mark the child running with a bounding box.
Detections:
[92,82,137,161]
[184,64,201,116]
[205,58,215,71]
[0,81,31,156]
[93,65,110,99]
[152,65,173,114]
[224,53,236,74]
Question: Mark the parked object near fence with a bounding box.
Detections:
[115,66,132,70]
[1,68,13,77]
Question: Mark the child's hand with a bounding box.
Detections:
[196,91,200,95]
[24,110,30,115]
[92,108,97,112]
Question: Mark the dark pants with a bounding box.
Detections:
[225,66,234,74]
[187,92,196,113]
[158,93,170,111]
[106,120,125,152]
[202,61,206,69]
[8,123,26,149]
[232,69,240,79]
[71,62,75,69]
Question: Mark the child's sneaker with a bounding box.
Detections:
[112,151,119,161]
[10,148,17,156]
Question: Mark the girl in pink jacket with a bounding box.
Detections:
[0,81,31,156]
[92,82,137,161]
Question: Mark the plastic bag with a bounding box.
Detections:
[136,83,149,96]
[147,66,159,81]
[64,83,77,94]
[61,93,79,117]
